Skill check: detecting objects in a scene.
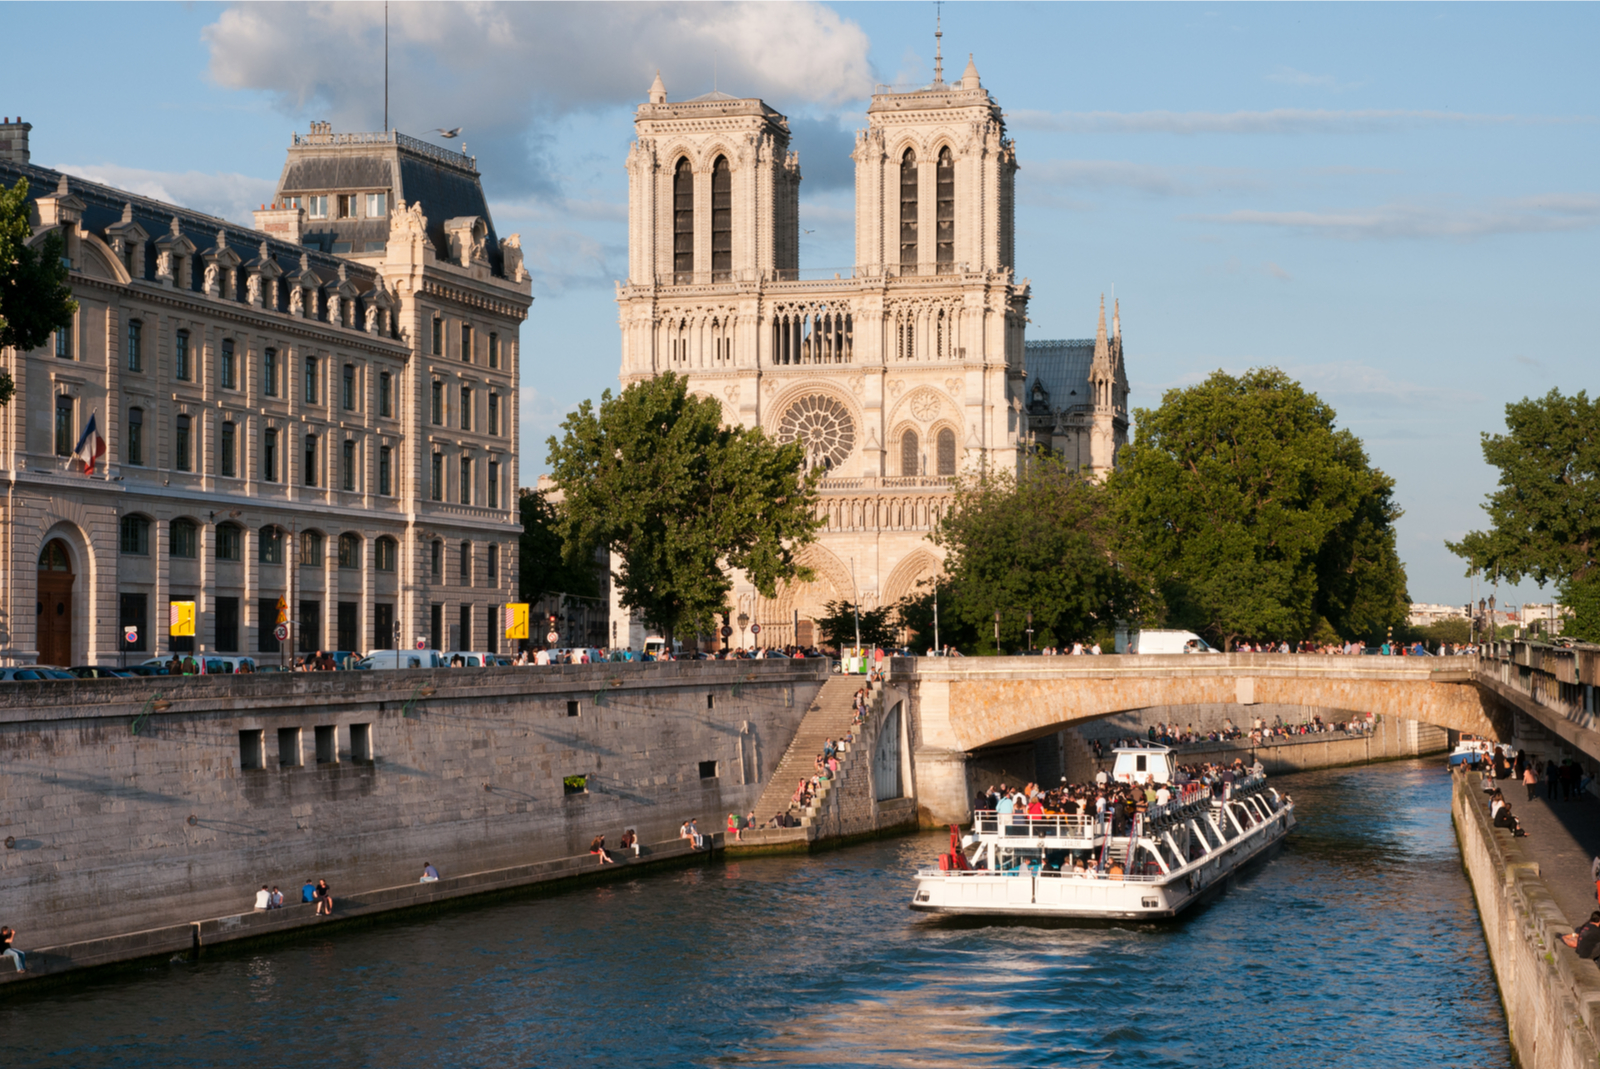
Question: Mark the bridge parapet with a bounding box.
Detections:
[1476,641,1600,759]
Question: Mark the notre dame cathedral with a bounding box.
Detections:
[612,44,1128,649]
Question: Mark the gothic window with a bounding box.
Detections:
[899,149,918,272]
[936,146,955,272]
[673,157,694,282]
[937,428,957,476]
[777,395,855,471]
[936,308,945,361]
[712,156,732,281]
[901,429,919,477]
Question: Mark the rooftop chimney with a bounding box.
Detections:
[0,116,31,164]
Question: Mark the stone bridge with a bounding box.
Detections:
[885,653,1506,824]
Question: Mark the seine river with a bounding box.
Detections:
[4,758,1508,1068]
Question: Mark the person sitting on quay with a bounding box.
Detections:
[268,886,284,909]
[313,879,334,916]
[727,812,747,841]
[420,862,440,883]
[1562,911,1600,959]
[0,926,26,973]
[301,878,317,905]
[619,828,639,856]
[253,885,271,911]
[590,835,615,866]
[1492,800,1526,837]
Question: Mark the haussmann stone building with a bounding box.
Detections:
[611,47,1129,650]
[0,117,531,667]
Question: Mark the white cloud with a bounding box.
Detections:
[1024,159,1263,198]
[1202,194,1600,239]
[57,163,275,228]
[1285,361,1482,411]
[1266,66,1359,91]
[1008,109,1586,135]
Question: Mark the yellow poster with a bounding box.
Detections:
[169,600,196,638]
[504,603,530,640]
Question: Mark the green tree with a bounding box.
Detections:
[813,599,896,651]
[1111,368,1409,649]
[546,372,822,645]
[0,177,78,406]
[1447,389,1600,642]
[933,459,1142,654]
[517,487,600,603]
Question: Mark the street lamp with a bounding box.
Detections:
[737,611,749,648]
[1488,594,1496,642]
[993,609,1001,654]
[1026,611,1034,652]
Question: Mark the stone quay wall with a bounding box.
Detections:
[1454,771,1600,1069]
[0,660,828,955]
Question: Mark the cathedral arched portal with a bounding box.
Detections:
[767,542,855,650]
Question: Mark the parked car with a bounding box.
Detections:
[135,655,258,675]
[355,649,447,670]
[123,663,168,677]
[441,651,506,667]
[69,666,134,679]
[0,666,75,681]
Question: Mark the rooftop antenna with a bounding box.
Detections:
[933,0,944,85]
[383,1,389,132]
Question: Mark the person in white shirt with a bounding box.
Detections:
[253,886,271,911]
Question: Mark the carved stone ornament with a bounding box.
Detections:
[848,374,864,397]
[945,377,963,396]
[723,384,740,403]
[910,390,942,422]
[889,379,904,398]
[777,394,856,470]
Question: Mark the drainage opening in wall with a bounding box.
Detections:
[566,700,580,717]
[698,760,718,779]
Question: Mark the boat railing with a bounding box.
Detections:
[913,866,1165,883]
[970,812,1098,838]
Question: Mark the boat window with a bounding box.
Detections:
[1135,755,1147,772]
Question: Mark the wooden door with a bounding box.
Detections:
[37,539,74,666]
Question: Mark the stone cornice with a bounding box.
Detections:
[420,278,530,321]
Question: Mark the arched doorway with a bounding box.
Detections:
[37,539,74,666]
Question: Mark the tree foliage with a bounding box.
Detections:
[1447,389,1600,642]
[517,487,600,604]
[0,178,77,406]
[813,600,897,650]
[545,372,822,644]
[1110,368,1409,648]
[933,459,1142,654]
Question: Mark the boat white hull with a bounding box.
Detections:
[911,809,1295,920]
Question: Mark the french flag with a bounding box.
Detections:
[72,409,106,476]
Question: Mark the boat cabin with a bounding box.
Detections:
[1112,744,1173,785]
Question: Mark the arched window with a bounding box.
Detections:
[899,149,918,272]
[711,156,732,281]
[170,518,197,559]
[120,515,151,556]
[936,146,955,272]
[673,157,694,282]
[901,429,920,477]
[259,525,284,565]
[338,533,362,569]
[375,536,397,572]
[936,428,957,476]
[39,540,70,571]
[299,531,324,566]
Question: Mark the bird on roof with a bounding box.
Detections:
[435,127,462,139]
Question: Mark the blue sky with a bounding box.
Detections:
[4,2,1594,608]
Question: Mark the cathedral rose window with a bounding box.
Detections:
[778,395,855,470]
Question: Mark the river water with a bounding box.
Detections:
[4,758,1508,1068]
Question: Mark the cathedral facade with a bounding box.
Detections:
[612,52,1126,649]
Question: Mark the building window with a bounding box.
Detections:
[487,460,499,509]
[304,356,318,404]
[488,392,500,437]
[673,157,694,282]
[175,329,190,380]
[338,438,354,491]
[307,195,328,218]
[489,332,499,370]
[339,532,361,569]
[170,518,197,559]
[901,429,919,477]
[459,455,472,506]
[175,414,192,472]
[54,395,73,456]
[258,526,283,564]
[303,432,318,487]
[120,514,151,555]
[120,593,149,652]
[430,452,443,501]
[937,427,957,476]
[299,530,323,566]
[379,445,391,496]
[376,536,397,572]
[461,323,473,363]
[487,543,498,582]
[337,193,354,219]
[366,192,387,217]
[900,148,918,271]
[460,385,472,431]
[431,539,442,579]
[263,427,279,482]
[221,338,237,389]
[55,317,73,360]
[431,380,444,425]
[379,372,392,417]
[459,541,472,585]
[218,522,242,561]
[431,317,442,356]
[342,363,355,410]
[127,407,144,466]
[264,347,279,396]
[215,596,240,652]
[127,319,143,372]
[220,420,236,477]
[936,146,955,271]
[712,155,732,281]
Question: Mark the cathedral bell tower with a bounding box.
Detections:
[1086,296,1130,479]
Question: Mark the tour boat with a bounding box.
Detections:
[910,744,1296,920]
[1446,734,1516,768]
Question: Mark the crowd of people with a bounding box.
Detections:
[250,876,336,915]
[1090,714,1373,756]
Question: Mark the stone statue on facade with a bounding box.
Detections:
[203,263,219,296]
[365,304,378,333]
[156,249,173,282]
[328,293,342,326]
[501,234,527,283]
[290,285,304,317]
[246,274,262,306]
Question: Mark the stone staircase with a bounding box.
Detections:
[735,675,871,846]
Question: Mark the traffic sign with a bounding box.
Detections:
[274,624,289,642]
[123,626,138,644]
[720,625,733,638]
[546,630,560,644]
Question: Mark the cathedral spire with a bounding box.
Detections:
[648,70,667,104]
[1112,298,1120,342]
[933,3,944,85]
[1093,294,1108,361]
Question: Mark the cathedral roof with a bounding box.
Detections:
[1024,339,1095,410]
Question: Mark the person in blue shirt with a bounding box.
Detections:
[301,879,316,904]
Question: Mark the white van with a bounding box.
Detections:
[441,651,501,667]
[355,649,446,670]
[1122,630,1221,655]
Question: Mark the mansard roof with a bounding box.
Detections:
[1024,339,1095,409]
